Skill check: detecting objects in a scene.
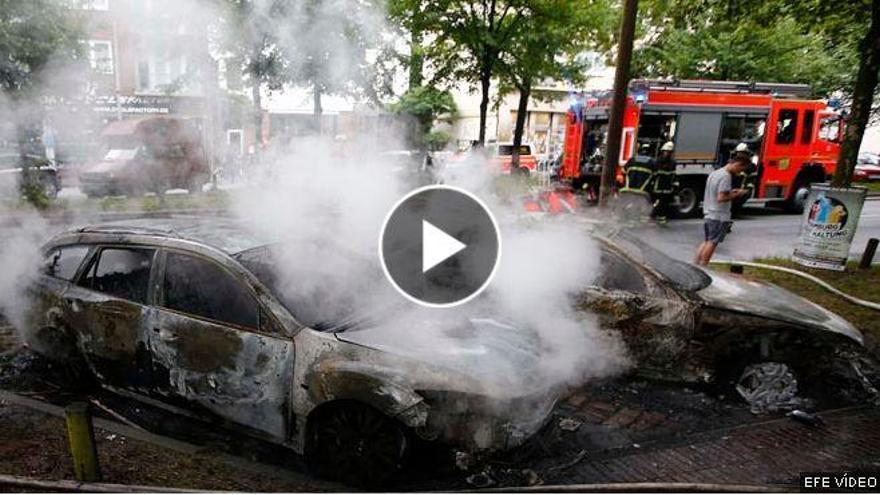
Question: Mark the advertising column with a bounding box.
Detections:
[793,183,868,271]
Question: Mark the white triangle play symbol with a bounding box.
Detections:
[422,220,467,273]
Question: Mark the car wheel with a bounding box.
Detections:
[784,181,810,214]
[675,182,703,218]
[716,333,880,408]
[305,402,409,487]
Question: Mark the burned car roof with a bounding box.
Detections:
[74,217,275,254]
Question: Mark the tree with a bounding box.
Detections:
[423,0,536,146]
[832,0,880,187]
[0,0,84,207]
[284,0,380,124]
[496,0,614,168]
[390,86,457,149]
[632,0,846,93]
[387,0,431,88]
[0,0,84,96]
[215,0,294,153]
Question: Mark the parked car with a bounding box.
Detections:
[856,152,880,181]
[490,143,538,174]
[581,228,877,403]
[78,117,210,198]
[0,153,61,199]
[25,218,557,486]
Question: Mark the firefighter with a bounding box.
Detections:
[651,141,678,224]
[617,143,655,219]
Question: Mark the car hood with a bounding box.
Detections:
[335,314,546,398]
[697,271,862,344]
[82,159,129,174]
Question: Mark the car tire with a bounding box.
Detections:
[305,402,409,487]
[675,180,703,218]
[715,332,880,407]
[784,180,810,214]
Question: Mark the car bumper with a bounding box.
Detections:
[418,389,558,452]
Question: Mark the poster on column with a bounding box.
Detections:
[793,183,867,271]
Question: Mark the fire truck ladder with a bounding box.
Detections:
[631,79,813,99]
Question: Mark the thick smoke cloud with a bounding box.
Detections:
[0,0,629,395]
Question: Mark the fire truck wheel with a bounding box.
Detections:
[784,182,810,214]
[675,182,703,218]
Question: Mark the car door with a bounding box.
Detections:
[65,246,155,388]
[148,249,294,440]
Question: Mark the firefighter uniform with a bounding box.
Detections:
[620,154,655,197]
[651,154,678,222]
[617,151,655,220]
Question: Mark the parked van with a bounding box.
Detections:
[79,117,209,197]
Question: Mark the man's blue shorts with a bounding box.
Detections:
[704,218,731,244]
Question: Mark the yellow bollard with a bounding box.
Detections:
[65,402,100,482]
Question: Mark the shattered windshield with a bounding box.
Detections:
[234,243,397,331]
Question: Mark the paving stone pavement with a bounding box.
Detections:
[552,406,880,486]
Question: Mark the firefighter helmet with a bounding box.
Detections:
[661,141,674,152]
[735,142,750,152]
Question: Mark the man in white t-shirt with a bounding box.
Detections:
[694,156,750,265]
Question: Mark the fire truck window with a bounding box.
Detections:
[719,115,766,163]
[636,114,676,157]
[819,117,841,142]
[775,109,798,145]
[802,110,815,144]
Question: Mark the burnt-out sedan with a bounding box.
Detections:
[24,218,557,485]
[581,230,878,405]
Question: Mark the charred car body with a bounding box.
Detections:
[24,218,877,484]
[583,229,877,402]
[24,218,556,485]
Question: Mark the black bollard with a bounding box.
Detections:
[730,264,744,274]
[860,238,879,270]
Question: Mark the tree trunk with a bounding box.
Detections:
[409,28,424,89]
[512,82,531,169]
[313,85,323,134]
[478,65,491,146]
[832,0,880,188]
[251,82,262,162]
[600,0,639,206]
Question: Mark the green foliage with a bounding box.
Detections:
[19,182,49,210]
[0,0,85,95]
[424,130,451,151]
[633,0,867,99]
[390,86,457,148]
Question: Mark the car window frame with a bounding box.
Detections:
[155,248,279,336]
[75,244,158,306]
[43,244,95,282]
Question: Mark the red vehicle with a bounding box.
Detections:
[560,80,844,216]
[491,143,538,174]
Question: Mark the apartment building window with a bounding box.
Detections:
[87,40,114,75]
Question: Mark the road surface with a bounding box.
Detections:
[634,199,880,263]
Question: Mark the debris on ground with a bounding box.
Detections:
[735,362,808,414]
[557,416,582,432]
[787,409,825,427]
[465,470,496,488]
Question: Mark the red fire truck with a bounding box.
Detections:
[560,80,844,216]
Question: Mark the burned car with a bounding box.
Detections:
[24,218,556,485]
[582,230,878,404]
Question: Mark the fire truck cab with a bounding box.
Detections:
[560,80,843,217]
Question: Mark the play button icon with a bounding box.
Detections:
[380,185,501,307]
[422,220,466,272]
